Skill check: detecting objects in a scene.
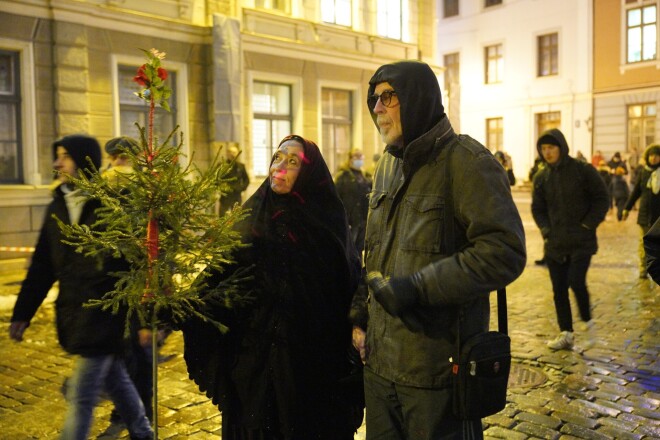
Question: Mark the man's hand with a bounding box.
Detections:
[9,321,29,341]
[138,329,153,348]
[366,271,424,332]
[352,326,366,364]
[367,272,419,316]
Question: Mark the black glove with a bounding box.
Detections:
[367,272,423,332]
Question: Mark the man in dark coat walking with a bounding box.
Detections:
[532,129,609,351]
[8,134,153,440]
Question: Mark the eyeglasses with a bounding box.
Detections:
[368,90,398,109]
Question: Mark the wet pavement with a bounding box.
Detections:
[0,189,658,439]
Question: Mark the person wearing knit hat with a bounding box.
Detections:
[622,143,660,280]
[10,134,154,439]
[103,136,139,188]
[105,136,140,157]
[532,128,609,351]
[52,134,102,182]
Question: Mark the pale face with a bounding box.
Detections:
[270,140,304,195]
[54,146,79,183]
[227,146,239,161]
[108,154,130,168]
[372,82,403,147]
[541,144,561,166]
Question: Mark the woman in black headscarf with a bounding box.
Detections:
[183,135,363,439]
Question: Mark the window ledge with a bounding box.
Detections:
[619,60,660,74]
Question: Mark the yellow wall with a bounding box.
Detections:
[594,0,660,92]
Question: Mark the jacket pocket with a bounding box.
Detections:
[400,195,444,253]
[365,190,387,250]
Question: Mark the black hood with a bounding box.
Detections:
[536,129,569,163]
[368,61,445,151]
[52,134,102,176]
[643,143,660,169]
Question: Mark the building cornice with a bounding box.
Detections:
[0,0,211,44]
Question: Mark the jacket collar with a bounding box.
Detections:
[385,116,454,177]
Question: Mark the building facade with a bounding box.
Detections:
[593,0,659,169]
[436,0,594,182]
[0,0,439,257]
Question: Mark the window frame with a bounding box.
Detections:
[484,43,504,84]
[111,55,189,165]
[485,117,503,152]
[321,0,352,27]
[248,71,302,179]
[320,87,354,174]
[443,0,459,18]
[254,0,290,14]
[251,81,292,178]
[484,0,503,8]
[627,102,657,154]
[537,32,559,77]
[625,2,658,64]
[0,49,22,184]
[443,52,460,95]
[535,111,561,140]
[0,38,37,186]
[376,0,408,41]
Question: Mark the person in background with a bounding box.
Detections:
[494,150,516,186]
[532,129,609,351]
[9,134,153,440]
[643,216,660,284]
[335,147,372,257]
[351,60,526,439]
[102,135,168,424]
[576,151,588,163]
[220,145,250,213]
[183,135,363,439]
[365,152,381,179]
[611,166,630,222]
[622,143,660,280]
[103,136,139,184]
[529,154,548,266]
[591,150,605,168]
[596,160,613,211]
[608,151,628,176]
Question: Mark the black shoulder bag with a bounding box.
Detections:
[443,140,511,420]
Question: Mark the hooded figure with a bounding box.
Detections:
[367,60,444,154]
[532,128,609,351]
[52,134,102,178]
[183,135,362,440]
[533,129,609,258]
[352,61,526,439]
[623,143,660,278]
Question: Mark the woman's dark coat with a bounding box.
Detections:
[183,136,362,439]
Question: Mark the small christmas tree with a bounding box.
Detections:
[56,48,250,436]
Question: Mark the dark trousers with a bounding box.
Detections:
[546,254,593,332]
[364,368,483,440]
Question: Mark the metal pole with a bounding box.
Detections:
[152,316,159,440]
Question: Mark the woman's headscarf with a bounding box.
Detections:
[242,135,358,262]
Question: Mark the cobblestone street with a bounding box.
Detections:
[0,190,658,439]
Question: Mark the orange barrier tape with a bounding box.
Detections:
[0,246,35,253]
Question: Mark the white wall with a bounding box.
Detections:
[437,0,593,181]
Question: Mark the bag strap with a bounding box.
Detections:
[442,139,509,363]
